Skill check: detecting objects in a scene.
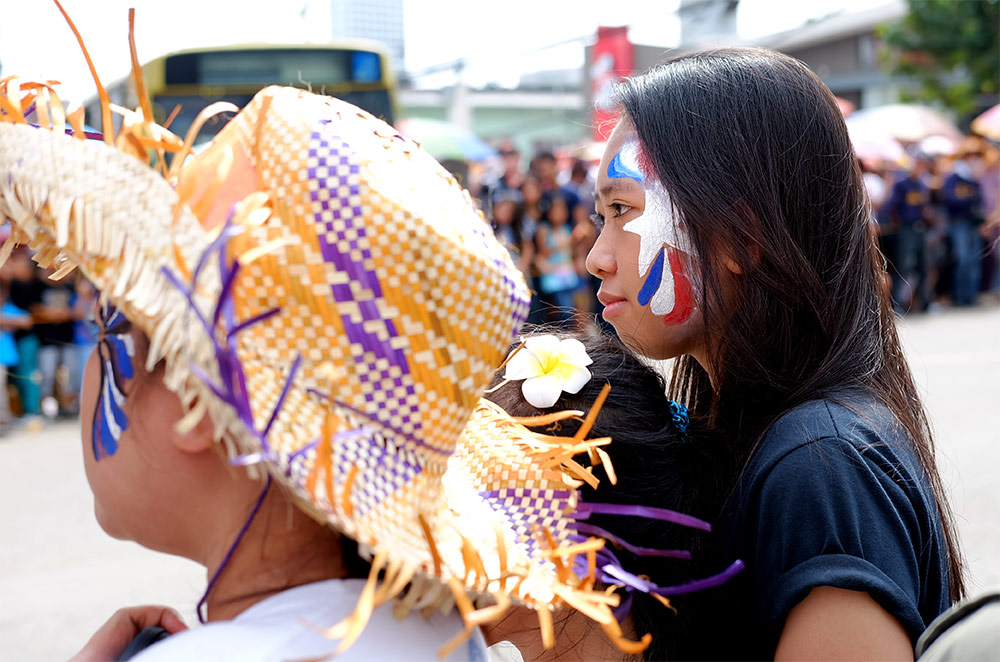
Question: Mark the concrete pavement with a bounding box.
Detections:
[1,305,997,660]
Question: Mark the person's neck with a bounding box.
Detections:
[201,485,351,622]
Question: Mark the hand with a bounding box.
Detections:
[67,605,188,662]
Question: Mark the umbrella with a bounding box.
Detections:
[971,104,1000,141]
[395,117,497,162]
[845,116,908,166]
[846,104,962,143]
[918,135,960,157]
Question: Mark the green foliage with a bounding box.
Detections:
[879,0,1000,116]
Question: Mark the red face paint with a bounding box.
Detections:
[635,143,655,181]
[661,247,695,326]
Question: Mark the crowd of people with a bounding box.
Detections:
[478,137,1000,325]
[0,246,97,432]
[866,135,1000,313]
[478,147,604,327]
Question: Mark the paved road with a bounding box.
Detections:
[1,305,997,660]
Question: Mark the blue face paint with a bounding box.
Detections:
[607,146,645,183]
[92,305,134,460]
[636,245,666,307]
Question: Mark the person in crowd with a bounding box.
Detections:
[565,159,596,225]
[565,159,594,197]
[534,151,581,219]
[480,141,525,218]
[534,192,580,325]
[974,138,1000,298]
[520,175,547,325]
[940,145,985,306]
[7,247,42,418]
[490,187,533,278]
[884,152,936,312]
[0,253,32,431]
[586,47,963,659]
[32,267,82,417]
[862,158,892,211]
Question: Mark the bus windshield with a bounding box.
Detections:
[89,44,396,145]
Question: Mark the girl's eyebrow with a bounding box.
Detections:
[599,179,638,198]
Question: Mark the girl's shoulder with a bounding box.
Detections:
[740,391,936,519]
[754,392,908,468]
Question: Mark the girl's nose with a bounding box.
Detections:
[586,229,616,278]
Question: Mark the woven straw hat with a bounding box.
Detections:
[0,72,654,653]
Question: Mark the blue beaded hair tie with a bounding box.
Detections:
[668,400,689,435]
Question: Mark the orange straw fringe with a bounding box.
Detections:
[53,0,112,145]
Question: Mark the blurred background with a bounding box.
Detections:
[0,1,998,659]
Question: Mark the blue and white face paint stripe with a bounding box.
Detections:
[93,305,134,460]
[608,138,646,183]
[609,136,698,319]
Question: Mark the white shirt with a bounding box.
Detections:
[132,579,489,661]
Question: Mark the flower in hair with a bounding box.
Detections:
[503,335,593,408]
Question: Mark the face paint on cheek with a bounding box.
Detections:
[92,305,135,460]
[621,172,699,325]
[661,247,695,326]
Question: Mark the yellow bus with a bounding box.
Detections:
[88,41,397,144]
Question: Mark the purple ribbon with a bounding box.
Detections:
[573,502,713,532]
[573,522,692,559]
[650,560,745,596]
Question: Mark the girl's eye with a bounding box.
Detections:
[608,202,632,218]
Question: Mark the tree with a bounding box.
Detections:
[879,0,1000,117]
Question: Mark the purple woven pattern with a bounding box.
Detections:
[478,487,576,557]
[306,119,422,439]
[336,421,423,519]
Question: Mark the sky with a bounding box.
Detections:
[0,0,887,103]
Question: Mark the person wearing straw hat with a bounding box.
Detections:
[0,8,745,659]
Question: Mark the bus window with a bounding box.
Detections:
[87,43,397,140]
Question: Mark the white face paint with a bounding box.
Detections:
[611,137,697,318]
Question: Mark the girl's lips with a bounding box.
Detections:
[599,295,627,320]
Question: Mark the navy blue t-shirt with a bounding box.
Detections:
[684,394,951,659]
[940,173,983,223]
[884,175,930,226]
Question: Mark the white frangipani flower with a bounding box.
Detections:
[503,335,593,408]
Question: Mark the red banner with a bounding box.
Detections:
[590,26,634,141]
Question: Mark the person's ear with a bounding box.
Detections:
[170,396,216,454]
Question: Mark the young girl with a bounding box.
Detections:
[535,193,581,324]
[586,48,963,659]
[483,330,733,661]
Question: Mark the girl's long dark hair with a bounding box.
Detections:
[616,47,964,601]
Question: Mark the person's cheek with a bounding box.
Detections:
[661,247,696,326]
